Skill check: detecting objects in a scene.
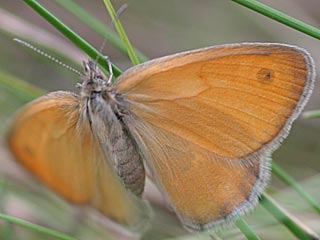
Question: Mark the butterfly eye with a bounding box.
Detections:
[94,72,104,81]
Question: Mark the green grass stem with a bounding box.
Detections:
[23,0,121,78]
[232,0,320,40]
[0,213,79,240]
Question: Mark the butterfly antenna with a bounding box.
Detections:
[13,38,82,76]
[94,38,107,64]
[94,3,128,73]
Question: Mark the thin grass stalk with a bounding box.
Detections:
[272,163,320,214]
[235,219,261,240]
[231,0,320,40]
[53,0,148,62]
[260,194,319,240]
[0,213,79,240]
[23,0,121,77]
[303,110,320,119]
[102,0,141,65]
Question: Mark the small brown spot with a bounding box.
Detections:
[24,145,34,157]
[257,68,275,84]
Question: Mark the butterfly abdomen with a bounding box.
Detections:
[85,91,145,196]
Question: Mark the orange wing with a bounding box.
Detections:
[7,91,149,230]
[117,43,315,230]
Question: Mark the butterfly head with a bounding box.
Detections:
[80,60,112,98]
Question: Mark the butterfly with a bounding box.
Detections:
[7,43,315,231]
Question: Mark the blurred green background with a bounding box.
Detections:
[0,1,319,239]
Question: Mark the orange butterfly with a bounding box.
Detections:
[7,43,315,231]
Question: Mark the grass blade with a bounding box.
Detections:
[0,71,42,101]
[235,219,260,240]
[53,0,148,63]
[0,7,83,66]
[231,0,320,40]
[102,0,141,65]
[303,110,320,119]
[272,163,320,214]
[261,194,319,240]
[0,213,79,240]
[23,0,122,77]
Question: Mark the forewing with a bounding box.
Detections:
[117,43,315,230]
[7,91,149,229]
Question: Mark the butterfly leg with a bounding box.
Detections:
[105,56,114,85]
